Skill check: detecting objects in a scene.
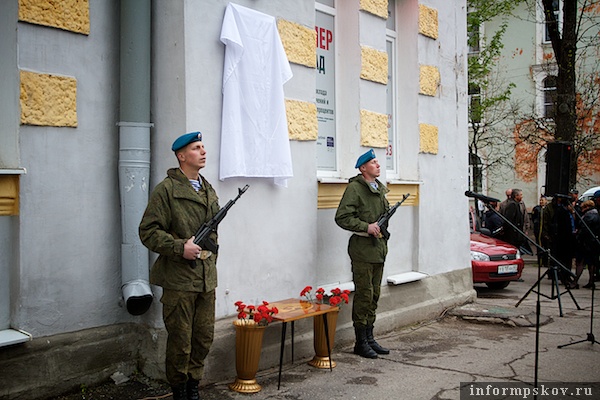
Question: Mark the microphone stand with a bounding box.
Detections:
[476,198,581,315]
[557,206,600,348]
[476,198,539,389]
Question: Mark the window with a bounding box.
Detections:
[543,75,557,118]
[469,153,483,193]
[544,0,560,43]
[315,2,337,173]
[386,0,395,31]
[468,29,480,54]
[467,7,482,55]
[386,0,397,173]
[468,83,482,124]
[467,9,482,125]
[467,19,481,54]
[0,2,20,171]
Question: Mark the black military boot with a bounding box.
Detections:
[366,325,390,355]
[353,326,378,358]
[171,384,187,400]
[186,379,200,400]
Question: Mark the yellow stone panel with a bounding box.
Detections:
[20,70,78,127]
[418,4,438,40]
[359,0,389,19]
[286,99,318,141]
[19,0,90,35]
[419,123,438,154]
[317,181,418,209]
[388,183,419,206]
[419,65,440,97]
[278,19,316,68]
[360,46,388,85]
[317,183,347,209]
[360,109,388,148]
[0,175,19,216]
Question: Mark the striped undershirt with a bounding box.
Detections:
[189,179,202,192]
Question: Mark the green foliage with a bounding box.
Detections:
[467,0,525,185]
[467,0,524,101]
[467,0,525,26]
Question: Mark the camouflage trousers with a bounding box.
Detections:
[351,261,384,328]
[161,289,215,385]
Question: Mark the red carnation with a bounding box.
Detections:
[300,286,312,297]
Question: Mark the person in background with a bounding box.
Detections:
[569,189,580,205]
[574,200,599,289]
[335,149,391,359]
[499,188,512,214]
[483,201,503,238]
[594,190,600,282]
[470,205,481,232]
[541,195,576,286]
[139,132,220,400]
[500,189,526,248]
[531,195,548,267]
[521,197,532,240]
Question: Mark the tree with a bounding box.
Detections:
[515,0,600,187]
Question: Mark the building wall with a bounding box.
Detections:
[481,2,541,204]
[15,0,124,337]
[417,0,469,275]
[0,0,472,398]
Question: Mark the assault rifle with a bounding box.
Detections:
[190,184,249,268]
[375,193,410,240]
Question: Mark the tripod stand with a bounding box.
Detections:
[558,205,600,348]
[512,203,581,317]
[515,251,581,317]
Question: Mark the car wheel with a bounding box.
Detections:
[485,281,510,290]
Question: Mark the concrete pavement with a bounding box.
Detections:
[193,261,599,399]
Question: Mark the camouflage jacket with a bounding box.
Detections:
[335,174,390,263]
[139,168,220,292]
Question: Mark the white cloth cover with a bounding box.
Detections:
[220,3,294,187]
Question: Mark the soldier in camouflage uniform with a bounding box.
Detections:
[139,132,220,400]
[335,149,391,359]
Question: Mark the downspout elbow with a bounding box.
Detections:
[122,279,153,315]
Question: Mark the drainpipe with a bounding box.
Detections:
[118,0,153,315]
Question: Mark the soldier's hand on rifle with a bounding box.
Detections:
[367,223,381,238]
[183,236,203,260]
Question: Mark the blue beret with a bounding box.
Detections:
[171,131,202,152]
[594,190,600,199]
[355,149,376,168]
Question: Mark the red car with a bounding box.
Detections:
[470,232,525,289]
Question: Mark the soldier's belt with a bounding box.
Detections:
[197,250,213,260]
[353,232,370,237]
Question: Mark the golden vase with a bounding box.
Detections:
[228,321,266,393]
[308,311,338,369]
